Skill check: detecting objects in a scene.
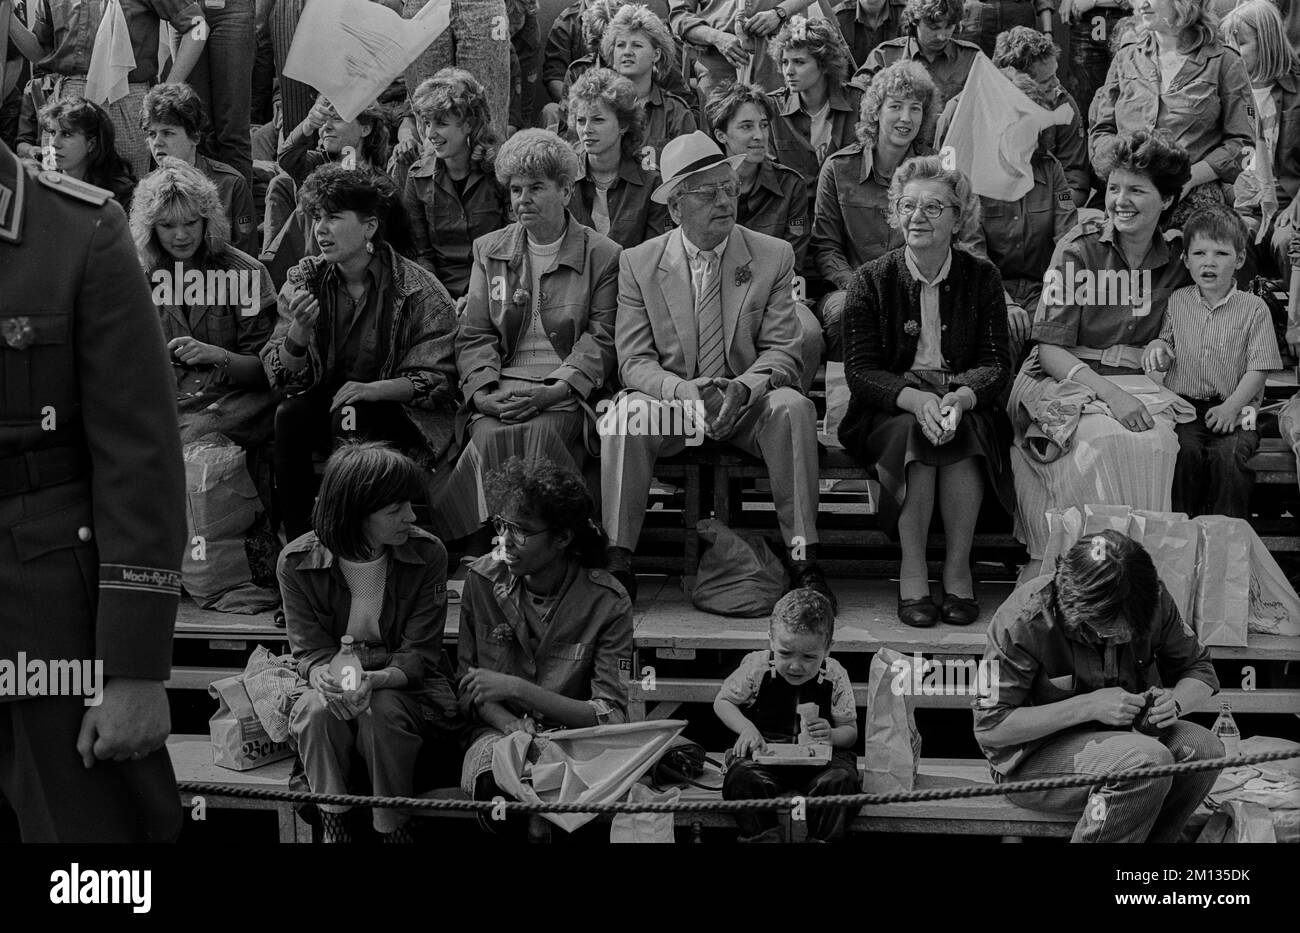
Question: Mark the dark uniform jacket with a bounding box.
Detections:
[569,154,670,250]
[0,141,186,682]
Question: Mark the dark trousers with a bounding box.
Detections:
[1063,11,1128,129]
[0,695,181,842]
[723,748,859,841]
[1172,398,1260,519]
[189,0,255,186]
[273,390,422,540]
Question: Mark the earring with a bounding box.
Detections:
[365,239,374,255]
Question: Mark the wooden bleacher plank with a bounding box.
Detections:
[166,734,309,843]
[629,577,1300,660]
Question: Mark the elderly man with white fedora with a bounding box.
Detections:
[600,130,834,610]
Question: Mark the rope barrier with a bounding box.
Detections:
[176,747,1300,816]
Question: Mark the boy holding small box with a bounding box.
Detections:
[1142,206,1282,518]
[713,589,859,843]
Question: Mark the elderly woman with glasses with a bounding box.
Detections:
[457,456,632,810]
[839,155,1011,629]
[433,128,621,545]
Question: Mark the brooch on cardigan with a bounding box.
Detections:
[512,286,531,310]
[734,264,752,287]
[2,317,35,350]
[903,319,920,337]
[489,623,514,644]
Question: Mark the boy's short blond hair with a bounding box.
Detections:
[771,589,835,646]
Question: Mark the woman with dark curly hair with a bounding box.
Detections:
[457,456,633,804]
[566,68,670,248]
[766,15,862,205]
[1090,0,1254,225]
[281,441,461,844]
[131,159,277,448]
[400,69,510,299]
[839,155,1011,627]
[1008,131,1195,576]
[813,61,942,360]
[35,97,137,208]
[261,166,460,540]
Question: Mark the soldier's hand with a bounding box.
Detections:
[76,678,171,767]
[168,336,225,366]
[286,289,321,344]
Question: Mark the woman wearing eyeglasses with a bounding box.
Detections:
[457,456,633,810]
[433,129,620,544]
[839,155,1012,628]
[130,160,278,448]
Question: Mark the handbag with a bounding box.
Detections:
[650,736,720,790]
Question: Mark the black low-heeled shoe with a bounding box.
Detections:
[941,591,980,626]
[898,595,939,628]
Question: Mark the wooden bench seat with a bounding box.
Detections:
[166,734,311,843]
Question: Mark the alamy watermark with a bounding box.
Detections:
[595,396,709,446]
[0,653,103,706]
[889,652,999,706]
[1042,263,1155,316]
[150,263,261,317]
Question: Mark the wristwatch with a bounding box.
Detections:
[775,6,789,22]
[1173,699,1183,718]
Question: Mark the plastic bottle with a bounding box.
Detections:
[1211,701,1241,758]
[329,635,363,692]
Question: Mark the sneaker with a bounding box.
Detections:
[788,563,837,614]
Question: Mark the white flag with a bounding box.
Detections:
[85,0,137,106]
[282,0,452,123]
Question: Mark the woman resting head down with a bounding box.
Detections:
[456,456,633,806]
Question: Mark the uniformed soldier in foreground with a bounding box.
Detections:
[0,138,187,842]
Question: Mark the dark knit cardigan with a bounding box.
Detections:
[839,247,1010,436]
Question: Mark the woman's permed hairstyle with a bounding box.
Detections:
[991,25,1061,72]
[567,67,646,160]
[1221,0,1300,85]
[312,441,427,560]
[298,164,397,240]
[903,0,964,30]
[141,82,206,141]
[768,16,852,90]
[313,95,392,171]
[40,97,137,198]
[1100,129,1192,202]
[410,69,499,168]
[484,457,608,567]
[1053,529,1160,638]
[771,589,835,648]
[856,60,939,148]
[129,158,229,269]
[887,154,981,240]
[494,127,581,188]
[582,0,625,53]
[600,3,676,83]
[704,82,776,140]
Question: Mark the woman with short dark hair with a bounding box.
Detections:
[262,166,460,541]
[457,456,632,803]
[1008,130,1195,575]
[281,441,459,844]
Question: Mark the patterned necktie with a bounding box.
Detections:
[694,249,725,378]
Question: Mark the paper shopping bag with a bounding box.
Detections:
[1040,506,1083,570]
[610,783,680,843]
[208,672,293,771]
[862,648,922,793]
[1082,503,1146,542]
[1133,509,1200,626]
[1192,517,1251,647]
[1243,525,1300,637]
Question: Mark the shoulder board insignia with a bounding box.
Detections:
[38,171,111,206]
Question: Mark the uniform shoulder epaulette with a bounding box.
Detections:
[826,142,864,160]
[37,171,111,206]
[953,38,983,51]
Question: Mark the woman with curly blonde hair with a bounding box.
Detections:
[566,68,669,247]
[766,15,862,205]
[812,60,941,359]
[401,68,511,299]
[130,159,277,447]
